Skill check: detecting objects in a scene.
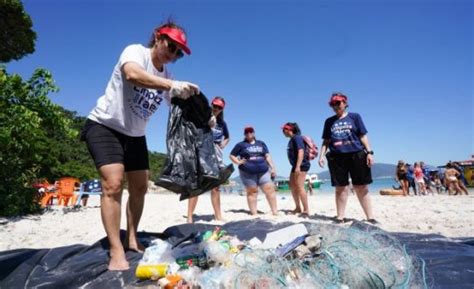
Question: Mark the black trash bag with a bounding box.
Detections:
[155,92,234,200]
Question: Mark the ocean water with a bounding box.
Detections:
[224,178,400,195]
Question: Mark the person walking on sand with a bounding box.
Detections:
[187,97,230,223]
[318,92,377,224]
[81,20,199,271]
[282,122,311,217]
[414,162,427,195]
[230,126,278,216]
[445,162,465,195]
[396,160,409,196]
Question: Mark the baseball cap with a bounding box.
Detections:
[158,27,191,55]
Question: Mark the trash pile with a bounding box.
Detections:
[136,223,427,288]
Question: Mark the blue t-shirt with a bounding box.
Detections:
[230,140,269,174]
[287,135,311,169]
[322,112,368,154]
[212,119,229,144]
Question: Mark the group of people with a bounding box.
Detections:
[396,160,469,196]
[80,21,377,270]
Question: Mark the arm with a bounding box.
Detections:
[230,155,245,166]
[220,137,230,149]
[294,149,304,173]
[122,62,173,90]
[318,139,330,168]
[122,62,199,97]
[359,134,374,167]
[265,154,276,177]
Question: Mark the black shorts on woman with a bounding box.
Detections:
[327,150,372,187]
[81,119,149,172]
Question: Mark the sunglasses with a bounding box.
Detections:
[212,105,224,110]
[331,101,343,107]
[166,39,184,58]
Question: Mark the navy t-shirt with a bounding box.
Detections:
[230,140,269,174]
[287,135,311,169]
[322,112,368,154]
[212,119,229,144]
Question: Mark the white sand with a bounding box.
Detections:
[1,192,473,251]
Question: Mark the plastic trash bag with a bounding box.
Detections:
[155,92,234,200]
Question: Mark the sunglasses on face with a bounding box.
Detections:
[166,39,184,58]
[212,105,223,110]
[331,101,343,107]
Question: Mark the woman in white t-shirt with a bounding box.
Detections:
[81,21,199,271]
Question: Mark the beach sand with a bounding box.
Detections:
[1,191,473,251]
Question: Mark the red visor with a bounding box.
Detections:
[329,95,347,105]
[244,126,255,134]
[158,27,191,55]
[211,98,225,109]
[281,124,293,131]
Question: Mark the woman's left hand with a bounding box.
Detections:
[271,169,277,179]
[367,154,374,167]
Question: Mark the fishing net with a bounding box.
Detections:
[194,222,428,289]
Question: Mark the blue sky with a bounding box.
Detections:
[7,0,473,176]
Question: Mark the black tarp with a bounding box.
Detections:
[155,92,234,200]
[0,220,473,289]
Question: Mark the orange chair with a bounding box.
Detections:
[39,180,58,207]
[56,177,81,206]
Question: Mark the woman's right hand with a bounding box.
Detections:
[239,159,247,166]
[318,158,325,168]
[170,81,200,99]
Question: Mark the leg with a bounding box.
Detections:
[187,196,198,223]
[261,183,278,215]
[246,187,259,215]
[125,170,148,253]
[353,184,374,220]
[335,186,348,220]
[99,164,128,271]
[289,172,301,213]
[295,172,309,215]
[210,187,224,220]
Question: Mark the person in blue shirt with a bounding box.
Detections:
[318,92,377,224]
[230,126,278,216]
[282,122,311,217]
[187,97,230,223]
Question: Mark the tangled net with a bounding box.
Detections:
[197,223,428,289]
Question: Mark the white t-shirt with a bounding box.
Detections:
[88,44,171,137]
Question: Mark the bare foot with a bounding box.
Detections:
[299,212,310,218]
[108,249,129,271]
[187,216,193,224]
[125,238,145,253]
[290,208,302,215]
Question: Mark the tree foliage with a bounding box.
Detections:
[0,0,37,62]
[0,66,75,216]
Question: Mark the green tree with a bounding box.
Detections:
[0,0,37,62]
[0,67,75,216]
[149,151,167,181]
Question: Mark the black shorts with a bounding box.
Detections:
[81,119,149,172]
[291,164,311,173]
[327,150,372,187]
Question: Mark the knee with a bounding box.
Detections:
[102,178,123,197]
[129,182,148,196]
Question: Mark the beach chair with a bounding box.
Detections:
[74,179,102,206]
[38,180,58,207]
[56,177,81,206]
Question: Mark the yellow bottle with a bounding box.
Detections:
[135,264,169,280]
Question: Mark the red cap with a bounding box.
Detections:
[329,94,347,106]
[244,126,255,134]
[281,123,293,131]
[211,98,225,109]
[158,27,191,55]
